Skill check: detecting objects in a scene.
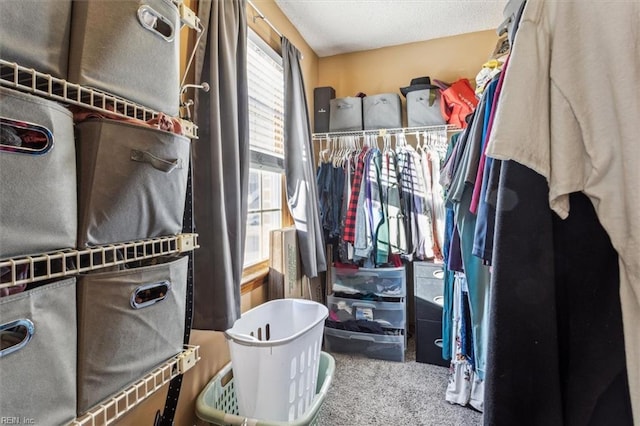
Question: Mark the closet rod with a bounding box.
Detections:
[248,0,282,38]
[312,124,457,140]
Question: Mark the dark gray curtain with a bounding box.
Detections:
[281,37,327,278]
[192,0,249,330]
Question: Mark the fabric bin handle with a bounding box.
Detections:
[337,102,354,110]
[0,117,54,156]
[0,319,35,358]
[131,149,182,173]
[130,280,172,309]
[137,4,176,42]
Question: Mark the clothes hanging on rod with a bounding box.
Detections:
[315,130,448,268]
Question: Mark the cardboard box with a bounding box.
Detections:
[268,227,303,300]
[303,276,325,305]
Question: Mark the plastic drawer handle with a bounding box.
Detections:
[137,5,176,42]
[131,149,182,173]
[130,280,171,309]
[434,339,443,348]
[0,117,53,156]
[433,270,445,279]
[433,296,444,306]
[349,334,376,342]
[351,302,377,309]
[0,319,35,358]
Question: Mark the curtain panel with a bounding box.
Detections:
[192,0,249,330]
[281,37,327,278]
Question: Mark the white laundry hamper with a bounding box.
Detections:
[224,299,328,422]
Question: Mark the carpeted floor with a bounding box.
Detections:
[316,336,482,426]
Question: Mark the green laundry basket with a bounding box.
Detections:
[196,352,335,426]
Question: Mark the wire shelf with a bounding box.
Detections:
[0,234,199,289]
[70,345,201,426]
[311,124,459,140]
[0,59,198,139]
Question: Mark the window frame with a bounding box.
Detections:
[241,29,290,289]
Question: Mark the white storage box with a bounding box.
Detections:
[0,0,72,78]
[224,299,329,422]
[0,278,77,425]
[0,87,77,258]
[68,0,181,115]
[76,255,187,414]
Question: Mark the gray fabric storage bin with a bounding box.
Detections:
[363,93,402,130]
[0,87,77,258]
[329,97,363,131]
[0,278,77,425]
[0,0,72,78]
[68,0,181,115]
[76,255,187,414]
[406,88,446,127]
[76,118,190,247]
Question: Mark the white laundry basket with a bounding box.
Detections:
[224,299,328,422]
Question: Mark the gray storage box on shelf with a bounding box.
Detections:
[68,0,181,115]
[75,118,190,247]
[406,88,446,127]
[363,93,402,130]
[0,0,72,78]
[329,97,363,131]
[76,255,187,414]
[0,278,77,425]
[0,87,77,259]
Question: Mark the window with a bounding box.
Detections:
[243,30,285,269]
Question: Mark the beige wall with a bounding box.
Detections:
[318,29,499,97]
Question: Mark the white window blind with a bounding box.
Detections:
[244,30,285,268]
[247,30,284,172]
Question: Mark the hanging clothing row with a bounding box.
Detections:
[315,130,448,268]
[438,66,505,411]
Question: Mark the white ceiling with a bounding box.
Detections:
[273,0,507,57]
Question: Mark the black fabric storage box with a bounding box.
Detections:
[68,0,181,115]
[363,93,402,130]
[76,255,187,414]
[0,278,77,425]
[329,97,363,131]
[0,0,72,78]
[75,118,190,247]
[0,87,77,258]
[314,86,335,133]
